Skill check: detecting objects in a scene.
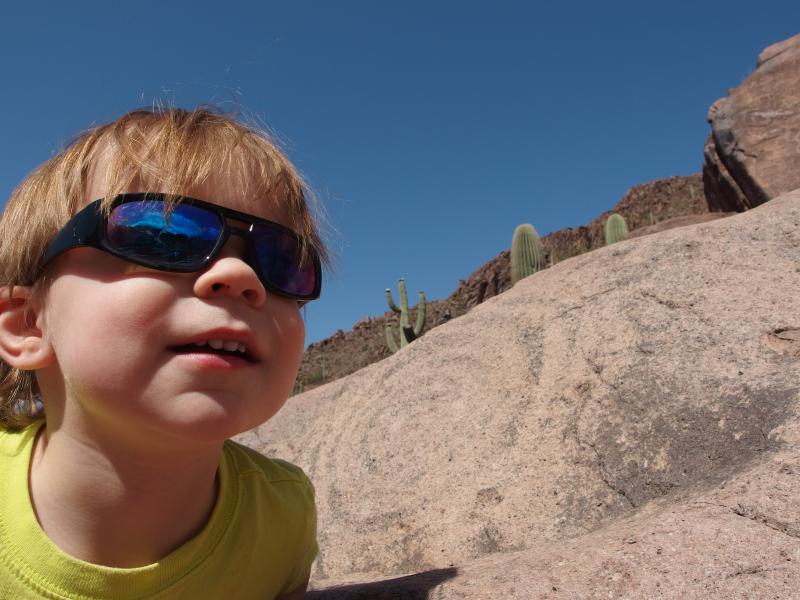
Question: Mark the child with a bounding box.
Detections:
[0,107,327,599]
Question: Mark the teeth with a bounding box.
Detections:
[189,339,248,354]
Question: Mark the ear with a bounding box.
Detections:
[0,286,55,370]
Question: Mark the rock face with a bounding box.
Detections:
[703,33,800,212]
[238,189,800,597]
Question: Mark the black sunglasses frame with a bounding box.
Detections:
[39,193,322,302]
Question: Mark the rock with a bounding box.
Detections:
[307,456,800,598]
[702,128,749,212]
[703,33,800,212]
[237,188,800,597]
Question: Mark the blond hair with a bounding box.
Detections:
[0,106,330,428]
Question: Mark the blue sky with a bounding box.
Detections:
[1,2,797,346]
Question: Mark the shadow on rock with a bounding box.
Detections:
[308,567,458,600]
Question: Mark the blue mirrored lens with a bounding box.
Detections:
[252,224,316,296]
[106,201,222,269]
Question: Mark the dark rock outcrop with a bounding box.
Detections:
[703,33,800,212]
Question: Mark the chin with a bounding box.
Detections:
[160,394,287,443]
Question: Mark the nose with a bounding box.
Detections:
[193,237,266,308]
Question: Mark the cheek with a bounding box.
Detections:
[43,280,168,382]
[265,304,305,383]
[278,306,305,355]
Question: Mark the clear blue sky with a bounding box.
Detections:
[1,1,797,346]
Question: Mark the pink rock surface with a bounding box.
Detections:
[237,190,800,597]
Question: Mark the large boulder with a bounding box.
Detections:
[703,33,800,212]
[237,190,800,597]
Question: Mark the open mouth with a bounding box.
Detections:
[170,340,257,363]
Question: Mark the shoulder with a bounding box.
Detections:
[220,440,317,558]
[222,439,314,490]
[219,441,318,596]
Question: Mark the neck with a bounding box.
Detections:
[29,422,222,568]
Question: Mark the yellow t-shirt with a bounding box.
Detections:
[0,422,317,599]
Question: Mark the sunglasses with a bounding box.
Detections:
[40,193,321,302]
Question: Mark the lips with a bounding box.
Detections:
[170,332,260,363]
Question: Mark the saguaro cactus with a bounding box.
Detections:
[511,223,541,284]
[604,214,629,245]
[384,278,426,353]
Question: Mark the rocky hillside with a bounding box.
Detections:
[296,173,726,393]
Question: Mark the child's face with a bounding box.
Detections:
[35,165,306,446]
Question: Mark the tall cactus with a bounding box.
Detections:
[604,213,629,245]
[385,278,426,353]
[511,223,541,284]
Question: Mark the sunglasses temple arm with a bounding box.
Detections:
[40,202,103,268]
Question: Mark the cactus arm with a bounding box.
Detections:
[413,291,426,336]
[398,278,410,334]
[385,322,399,353]
[385,288,401,313]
